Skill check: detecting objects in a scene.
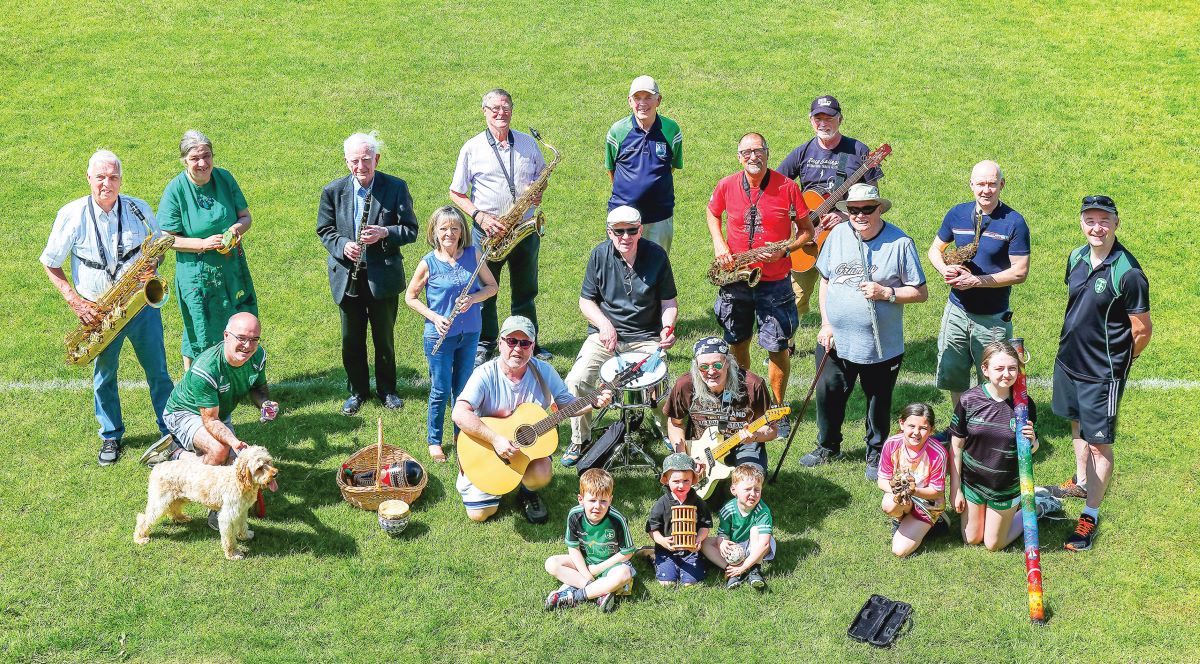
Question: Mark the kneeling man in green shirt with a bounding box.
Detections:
[141,312,279,468]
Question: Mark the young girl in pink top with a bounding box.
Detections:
[877,403,947,557]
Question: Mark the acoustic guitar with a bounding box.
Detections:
[458,353,655,495]
[789,144,892,273]
[689,406,791,499]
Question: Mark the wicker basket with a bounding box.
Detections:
[337,418,427,511]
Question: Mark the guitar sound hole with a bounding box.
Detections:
[514,426,535,448]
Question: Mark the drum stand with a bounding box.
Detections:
[589,390,669,472]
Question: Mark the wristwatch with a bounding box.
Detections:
[887,287,896,303]
[470,209,481,221]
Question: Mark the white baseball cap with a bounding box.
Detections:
[629,75,660,96]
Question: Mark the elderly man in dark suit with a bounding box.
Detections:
[318,131,419,415]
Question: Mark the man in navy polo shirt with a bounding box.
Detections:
[927,160,1030,414]
[1051,195,1151,552]
[778,95,883,322]
[606,75,683,253]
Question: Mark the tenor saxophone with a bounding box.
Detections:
[481,128,560,262]
[706,231,797,287]
[64,205,174,365]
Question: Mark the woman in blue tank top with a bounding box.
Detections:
[405,206,497,461]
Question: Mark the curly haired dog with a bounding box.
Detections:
[134,446,278,560]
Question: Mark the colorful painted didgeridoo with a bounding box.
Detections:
[1011,337,1046,625]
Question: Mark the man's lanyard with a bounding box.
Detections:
[740,170,770,247]
[84,196,126,278]
[484,129,518,200]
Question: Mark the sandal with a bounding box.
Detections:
[429,444,447,463]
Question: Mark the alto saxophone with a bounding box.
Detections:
[707,231,798,288]
[65,203,174,365]
[345,193,372,298]
[943,208,983,266]
[481,128,560,262]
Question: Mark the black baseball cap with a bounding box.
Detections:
[810,95,841,116]
[1080,194,1118,215]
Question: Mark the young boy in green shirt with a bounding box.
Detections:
[544,468,636,612]
[702,464,775,590]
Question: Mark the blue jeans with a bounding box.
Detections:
[93,306,173,441]
[423,331,480,446]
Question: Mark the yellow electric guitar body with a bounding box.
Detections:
[689,406,791,499]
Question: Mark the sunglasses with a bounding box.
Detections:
[846,204,880,215]
[698,361,725,371]
[501,337,534,349]
[1082,195,1115,207]
[609,226,640,236]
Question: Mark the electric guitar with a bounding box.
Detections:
[458,353,655,495]
[789,144,892,273]
[689,406,791,499]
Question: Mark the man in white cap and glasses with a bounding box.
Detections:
[800,183,927,481]
[778,95,884,327]
[605,75,684,253]
[453,316,614,524]
[561,205,678,466]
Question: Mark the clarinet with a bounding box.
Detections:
[345,194,372,298]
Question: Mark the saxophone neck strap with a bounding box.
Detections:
[740,170,770,247]
[83,195,130,278]
[485,129,518,200]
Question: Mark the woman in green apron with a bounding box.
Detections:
[159,130,258,370]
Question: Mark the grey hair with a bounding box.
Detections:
[179,130,213,159]
[688,353,744,412]
[482,88,513,108]
[971,160,1004,183]
[344,131,382,156]
[87,149,122,176]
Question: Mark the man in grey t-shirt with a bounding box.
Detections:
[799,184,928,481]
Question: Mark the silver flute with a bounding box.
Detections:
[854,230,884,358]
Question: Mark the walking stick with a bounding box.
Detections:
[770,349,830,484]
[1011,337,1047,625]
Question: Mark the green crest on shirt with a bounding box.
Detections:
[1093,277,1107,294]
[1009,417,1017,432]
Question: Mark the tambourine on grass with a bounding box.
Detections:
[337,417,427,511]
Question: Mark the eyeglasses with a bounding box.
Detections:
[1082,195,1115,207]
[846,204,880,216]
[228,332,260,346]
[698,361,725,371]
[738,148,767,159]
[501,337,534,349]
[484,104,513,115]
[609,226,640,236]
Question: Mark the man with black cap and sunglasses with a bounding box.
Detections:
[1049,195,1151,552]
[778,95,884,326]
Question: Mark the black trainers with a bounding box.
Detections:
[746,565,766,590]
[799,446,842,468]
[1044,476,1088,500]
[98,439,122,466]
[865,450,882,482]
[519,491,549,524]
[726,574,744,590]
[1065,514,1098,551]
[475,343,495,368]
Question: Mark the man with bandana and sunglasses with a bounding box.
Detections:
[1049,195,1151,551]
[706,133,813,426]
[663,337,776,478]
[561,206,678,466]
[453,316,614,524]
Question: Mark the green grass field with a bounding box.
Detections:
[2,1,1199,661]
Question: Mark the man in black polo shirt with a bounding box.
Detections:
[563,206,678,465]
[1050,195,1152,552]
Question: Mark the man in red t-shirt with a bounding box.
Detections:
[706,133,813,411]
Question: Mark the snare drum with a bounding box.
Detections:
[599,351,668,408]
